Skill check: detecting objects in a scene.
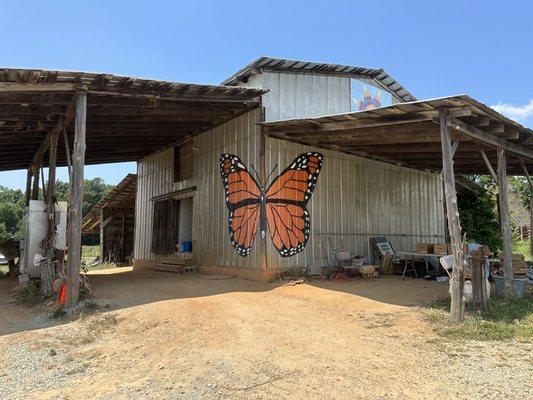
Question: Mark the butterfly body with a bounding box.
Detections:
[220,152,323,257]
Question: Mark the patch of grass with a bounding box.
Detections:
[512,239,533,262]
[51,308,66,319]
[421,295,533,341]
[14,281,42,306]
[82,245,99,260]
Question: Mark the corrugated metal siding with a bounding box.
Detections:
[134,109,262,269]
[246,72,351,121]
[265,137,446,270]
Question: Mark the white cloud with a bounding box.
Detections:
[491,100,533,123]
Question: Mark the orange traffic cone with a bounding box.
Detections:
[58,283,66,306]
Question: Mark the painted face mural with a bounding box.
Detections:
[351,79,392,112]
[219,152,323,257]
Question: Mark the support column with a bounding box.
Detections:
[25,167,32,207]
[66,91,87,308]
[439,108,465,322]
[497,147,513,298]
[99,208,105,264]
[41,130,60,296]
[530,198,533,256]
[31,162,40,200]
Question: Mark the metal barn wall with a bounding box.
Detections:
[246,71,350,121]
[134,108,262,269]
[244,71,402,121]
[265,137,446,270]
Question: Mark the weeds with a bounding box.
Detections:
[51,308,66,319]
[421,295,533,341]
[14,281,42,306]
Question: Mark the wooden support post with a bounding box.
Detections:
[66,91,87,309]
[99,208,105,264]
[518,158,533,255]
[480,150,498,182]
[497,147,513,299]
[526,196,532,255]
[41,129,60,296]
[25,167,32,207]
[439,108,465,322]
[31,162,40,200]
[62,127,73,182]
[471,250,487,312]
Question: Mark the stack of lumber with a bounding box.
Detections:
[154,257,194,273]
[512,254,528,278]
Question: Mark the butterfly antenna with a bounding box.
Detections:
[266,164,278,186]
[250,163,261,185]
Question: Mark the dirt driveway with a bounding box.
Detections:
[0,268,531,399]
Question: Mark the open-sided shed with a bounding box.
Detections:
[0,68,264,306]
[262,95,533,320]
[82,174,137,264]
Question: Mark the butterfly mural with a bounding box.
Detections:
[219,152,323,257]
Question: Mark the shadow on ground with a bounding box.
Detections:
[0,267,450,336]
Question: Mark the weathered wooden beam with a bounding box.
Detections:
[25,168,32,206]
[66,91,87,309]
[446,116,533,160]
[439,108,465,323]
[517,158,533,257]
[41,126,60,296]
[62,128,72,181]
[480,150,498,182]
[31,163,40,200]
[31,96,77,166]
[0,82,82,93]
[497,147,513,298]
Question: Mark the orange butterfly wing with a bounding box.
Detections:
[265,152,323,257]
[220,154,261,257]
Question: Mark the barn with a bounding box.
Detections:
[1,56,532,315]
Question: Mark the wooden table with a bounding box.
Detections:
[395,251,446,278]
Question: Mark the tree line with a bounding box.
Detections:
[0,178,113,245]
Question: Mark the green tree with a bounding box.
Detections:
[0,178,113,245]
[0,185,25,243]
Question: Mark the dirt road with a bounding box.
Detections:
[0,268,531,399]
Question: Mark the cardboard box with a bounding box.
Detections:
[434,244,448,255]
[447,244,453,254]
[416,243,434,254]
[482,246,492,256]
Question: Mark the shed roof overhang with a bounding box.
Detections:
[82,173,137,234]
[261,95,533,175]
[0,68,266,171]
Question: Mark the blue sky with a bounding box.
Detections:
[1,0,532,190]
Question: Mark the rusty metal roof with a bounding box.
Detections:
[0,68,265,171]
[82,174,137,234]
[221,56,417,102]
[261,95,533,175]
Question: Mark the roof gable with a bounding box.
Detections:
[222,56,416,103]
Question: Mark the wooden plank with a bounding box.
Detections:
[0,82,82,93]
[41,127,59,296]
[439,108,465,323]
[66,91,87,309]
[497,147,513,299]
[25,168,32,206]
[446,116,533,160]
[31,96,77,166]
[480,150,498,182]
[31,163,40,200]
